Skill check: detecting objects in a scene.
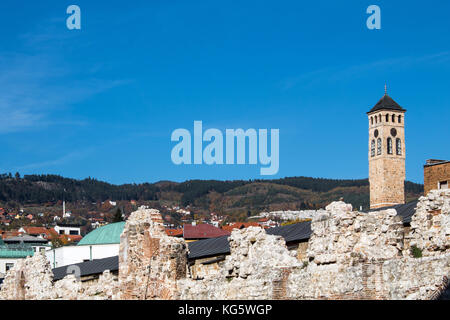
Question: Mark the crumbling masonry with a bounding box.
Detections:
[1,189,449,300]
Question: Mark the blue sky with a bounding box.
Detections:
[0,1,449,184]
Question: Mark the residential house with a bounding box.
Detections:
[54,223,81,236]
[183,224,230,242]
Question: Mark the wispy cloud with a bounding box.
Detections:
[0,19,128,134]
[281,51,450,91]
[13,149,93,171]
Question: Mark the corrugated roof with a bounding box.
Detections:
[77,222,125,246]
[368,94,406,114]
[369,200,418,224]
[4,234,48,243]
[266,221,312,242]
[187,222,312,259]
[52,256,118,281]
[187,236,230,259]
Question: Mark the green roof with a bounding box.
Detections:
[0,245,34,259]
[77,222,125,246]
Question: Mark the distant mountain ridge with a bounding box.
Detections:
[0,174,423,214]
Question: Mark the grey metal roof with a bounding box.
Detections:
[188,235,230,259]
[266,221,312,242]
[52,256,118,281]
[187,222,312,259]
[369,200,418,224]
[4,235,48,243]
[424,160,450,167]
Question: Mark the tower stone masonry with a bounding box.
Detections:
[367,92,406,209]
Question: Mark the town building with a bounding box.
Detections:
[54,223,81,236]
[183,223,230,242]
[0,237,34,280]
[424,159,450,195]
[46,222,124,268]
[3,234,51,253]
[18,226,56,240]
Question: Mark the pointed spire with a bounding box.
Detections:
[384,82,387,95]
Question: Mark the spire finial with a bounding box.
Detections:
[384,82,387,95]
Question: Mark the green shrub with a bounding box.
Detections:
[411,245,422,258]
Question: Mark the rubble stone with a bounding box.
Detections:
[1,192,449,300]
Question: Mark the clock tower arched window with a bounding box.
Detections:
[371,140,375,157]
[387,137,393,154]
[377,138,382,155]
[396,138,402,155]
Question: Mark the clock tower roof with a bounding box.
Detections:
[367,94,406,115]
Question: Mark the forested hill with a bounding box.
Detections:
[0,173,424,213]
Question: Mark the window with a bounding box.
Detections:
[379,114,382,122]
[5,263,14,271]
[69,230,79,235]
[396,138,402,155]
[59,230,65,235]
[439,181,448,189]
[387,137,393,154]
[371,140,375,157]
[370,117,373,125]
[377,138,382,155]
[392,114,395,122]
[386,114,389,122]
[398,115,402,123]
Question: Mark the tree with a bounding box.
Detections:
[112,208,123,222]
[50,234,63,248]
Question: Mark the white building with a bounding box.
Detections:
[54,224,81,236]
[46,222,124,268]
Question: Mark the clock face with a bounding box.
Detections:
[374,129,379,138]
[391,128,397,137]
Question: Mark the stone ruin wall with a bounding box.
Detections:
[118,208,187,300]
[1,189,449,300]
[0,252,119,300]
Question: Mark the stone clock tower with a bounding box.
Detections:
[367,89,406,209]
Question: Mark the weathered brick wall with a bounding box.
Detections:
[424,162,450,195]
[118,207,187,300]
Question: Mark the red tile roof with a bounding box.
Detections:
[165,229,183,237]
[183,224,230,240]
[1,230,23,240]
[222,222,261,233]
[23,227,57,239]
[64,234,83,242]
